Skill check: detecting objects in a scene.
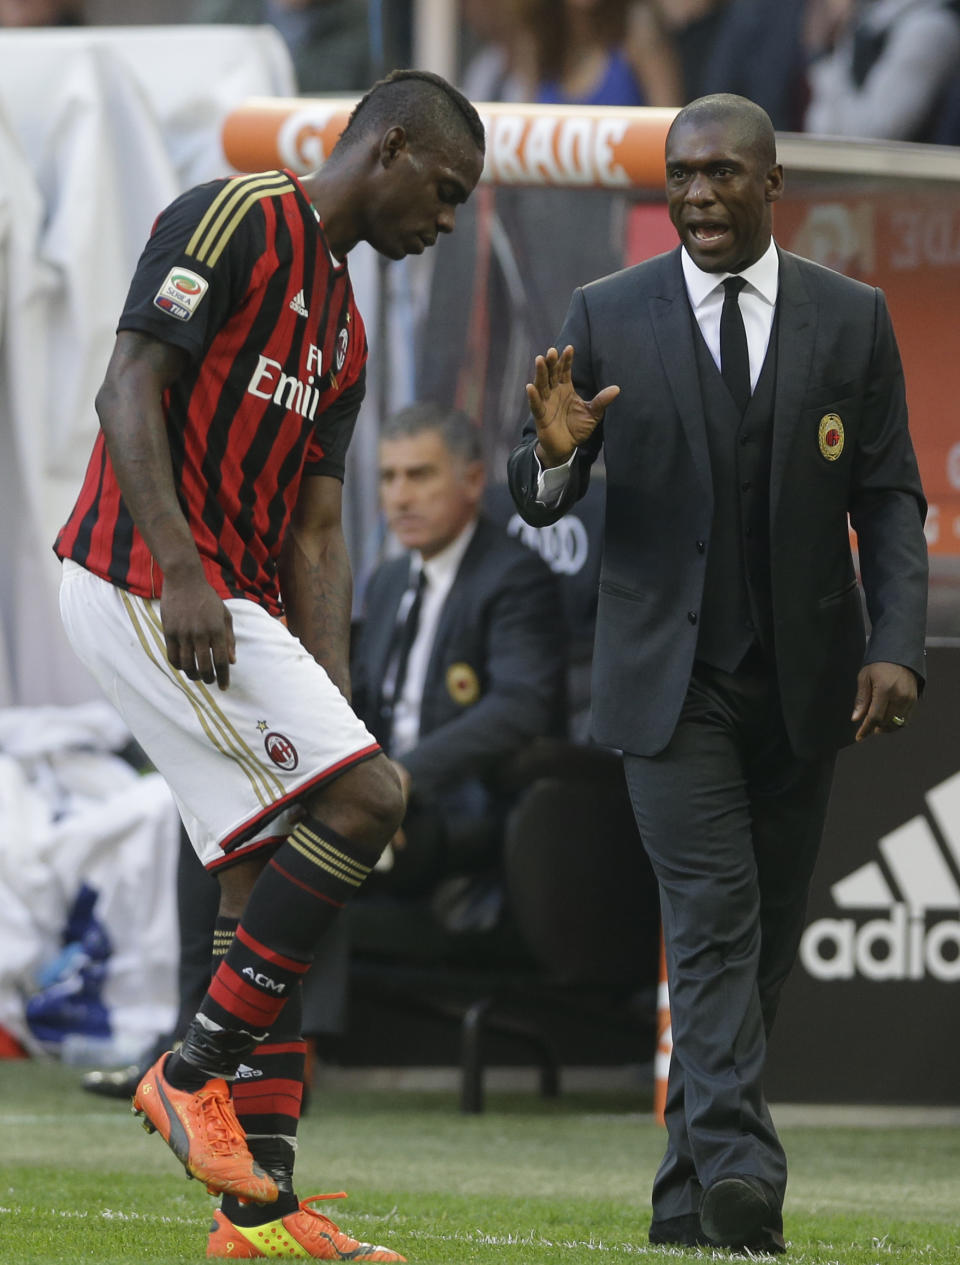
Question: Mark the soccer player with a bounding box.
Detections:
[55,69,484,1262]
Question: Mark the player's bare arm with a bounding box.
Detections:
[851,660,919,741]
[526,344,620,468]
[95,330,236,689]
[278,473,353,700]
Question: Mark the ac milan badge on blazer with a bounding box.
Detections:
[818,414,844,461]
[446,662,480,706]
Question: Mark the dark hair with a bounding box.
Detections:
[525,0,630,85]
[381,401,483,465]
[336,69,485,158]
[668,93,778,169]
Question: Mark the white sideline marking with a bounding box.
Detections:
[385,1227,713,1257]
[0,1207,698,1254]
[0,1209,701,1255]
[0,1113,131,1125]
[0,1207,199,1226]
[4,1211,912,1260]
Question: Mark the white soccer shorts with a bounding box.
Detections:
[59,560,380,871]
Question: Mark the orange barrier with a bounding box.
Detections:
[222,98,678,190]
[653,931,671,1126]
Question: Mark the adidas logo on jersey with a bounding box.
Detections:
[800,769,960,982]
[289,289,309,317]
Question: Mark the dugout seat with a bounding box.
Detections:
[343,754,659,1111]
[338,476,661,1111]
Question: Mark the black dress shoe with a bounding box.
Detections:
[81,1032,173,1101]
[700,1175,786,1254]
[649,1211,711,1246]
[81,1064,142,1099]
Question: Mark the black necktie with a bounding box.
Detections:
[380,568,427,743]
[720,275,751,414]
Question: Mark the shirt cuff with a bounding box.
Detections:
[535,449,576,505]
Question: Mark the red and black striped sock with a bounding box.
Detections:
[226,976,305,1224]
[203,921,311,1036]
[180,914,307,1224]
[169,816,371,1086]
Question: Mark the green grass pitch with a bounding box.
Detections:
[1,1059,959,1262]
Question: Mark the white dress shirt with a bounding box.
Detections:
[537,238,781,502]
[680,237,779,388]
[389,518,478,758]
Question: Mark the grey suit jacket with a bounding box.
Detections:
[352,515,566,800]
[508,245,928,759]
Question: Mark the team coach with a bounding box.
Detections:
[508,93,928,1254]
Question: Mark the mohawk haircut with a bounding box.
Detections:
[335,68,485,158]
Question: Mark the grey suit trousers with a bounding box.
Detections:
[622,653,835,1218]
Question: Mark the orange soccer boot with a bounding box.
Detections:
[206,1192,406,1261]
[132,1052,278,1204]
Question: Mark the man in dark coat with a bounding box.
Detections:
[353,401,566,917]
[508,93,927,1253]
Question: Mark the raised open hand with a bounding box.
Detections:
[526,345,620,467]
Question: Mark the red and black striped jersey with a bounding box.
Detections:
[55,169,368,616]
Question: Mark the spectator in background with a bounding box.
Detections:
[459,0,533,103]
[429,5,663,480]
[649,0,733,103]
[192,0,373,94]
[931,52,960,142]
[804,0,960,142]
[0,0,83,23]
[522,0,682,105]
[703,0,814,129]
[700,0,810,129]
[351,402,566,930]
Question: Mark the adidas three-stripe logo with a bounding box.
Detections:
[289,289,309,317]
[801,769,960,981]
[185,171,294,268]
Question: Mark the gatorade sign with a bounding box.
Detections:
[222,99,677,191]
